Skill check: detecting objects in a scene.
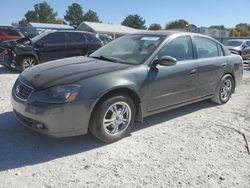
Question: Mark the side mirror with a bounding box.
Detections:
[153,56,177,67]
[242,43,248,49]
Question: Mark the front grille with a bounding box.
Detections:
[14,79,34,101]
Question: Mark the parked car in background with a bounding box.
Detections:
[2,30,103,71]
[0,27,24,63]
[0,26,24,44]
[98,34,113,44]
[11,31,243,142]
[223,39,250,60]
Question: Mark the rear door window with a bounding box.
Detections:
[194,37,220,58]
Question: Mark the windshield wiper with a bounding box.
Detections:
[91,55,117,63]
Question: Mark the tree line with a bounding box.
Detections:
[14,1,250,37]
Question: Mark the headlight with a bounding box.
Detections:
[36,85,81,104]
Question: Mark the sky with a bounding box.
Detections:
[0,0,250,28]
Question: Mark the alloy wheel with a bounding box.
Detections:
[220,78,232,102]
[103,101,132,136]
[23,58,35,70]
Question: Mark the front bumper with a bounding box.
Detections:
[11,91,96,138]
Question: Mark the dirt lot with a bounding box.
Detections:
[0,65,250,188]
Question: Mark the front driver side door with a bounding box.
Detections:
[36,32,66,62]
[146,35,199,112]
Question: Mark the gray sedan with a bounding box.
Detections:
[11,31,243,142]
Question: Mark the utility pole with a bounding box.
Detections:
[37,3,40,23]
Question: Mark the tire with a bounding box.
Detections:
[20,56,37,71]
[89,94,136,143]
[211,74,234,104]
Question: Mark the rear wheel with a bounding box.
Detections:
[20,56,37,71]
[211,74,234,104]
[89,94,135,143]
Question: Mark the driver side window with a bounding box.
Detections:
[157,36,194,61]
[42,33,65,44]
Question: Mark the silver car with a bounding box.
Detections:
[224,39,250,60]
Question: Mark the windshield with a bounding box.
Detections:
[31,32,50,44]
[223,40,243,47]
[90,34,165,65]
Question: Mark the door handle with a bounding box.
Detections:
[190,69,197,75]
[221,63,227,67]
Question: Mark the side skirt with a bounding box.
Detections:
[142,95,213,119]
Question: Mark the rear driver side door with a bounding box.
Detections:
[193,36,226,97]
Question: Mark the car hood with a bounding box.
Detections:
[20,56,131,89]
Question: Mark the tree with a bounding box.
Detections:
[17,2,58,26]
[148,23,162,30]
[230,23,250,37]
[236,23,250,30]
[18,19,29,27]
[165,19,190,30]
[121,14,146,29]
[31,2,57,23]
[83,10,101,23]
[64,3,84,28]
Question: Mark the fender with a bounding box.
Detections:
[16,52,39,63]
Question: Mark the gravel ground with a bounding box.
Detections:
[0,64,250,188]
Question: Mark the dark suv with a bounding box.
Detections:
[3,30,103,71]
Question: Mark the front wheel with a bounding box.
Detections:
[89,94,136,143]
[20,56,37,71]
[211,74,234,104]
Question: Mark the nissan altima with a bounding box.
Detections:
[11,31,243,142]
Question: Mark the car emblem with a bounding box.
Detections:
[16,85,21,95]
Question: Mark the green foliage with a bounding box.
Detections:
[148,23,162,30]
[17,2,58,26]
[83,10,101,23]
[121,14,146,29]
[64,3,84,28]
[18,19,29,27]
[165,19,190,30]
[230,23,250,37]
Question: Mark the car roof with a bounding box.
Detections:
[133,30,182,36]
[43,30,95,35]
[132,30,218,41]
